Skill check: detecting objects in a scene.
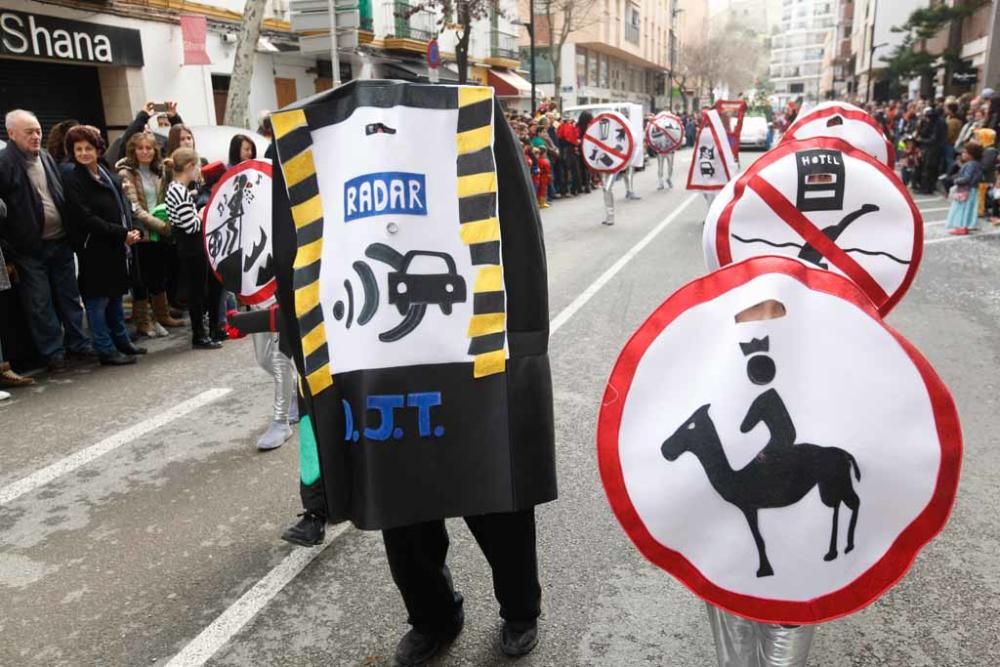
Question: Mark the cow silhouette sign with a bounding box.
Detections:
[203,159,275,304]
[703,136,922,315]
[597,256,961,624]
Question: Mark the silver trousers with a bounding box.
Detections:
[706,604,815,667]
[625,165,638,196]
[657,153,674,188]
[253,331,296,423]
[601,172,616,223]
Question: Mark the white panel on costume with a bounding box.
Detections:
[782,102,894,167]
[702,141,919,312]
[687,110,737,191]
[647,112,684,154]
[617,271,941,601]
[582,111,636,174]
[203,160,275,304]
[309,105,493,374]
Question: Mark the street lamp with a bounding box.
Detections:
[511,12,536,112]
[867,41,889,104]
[668,5,683,112]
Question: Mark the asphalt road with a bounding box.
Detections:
[2,149,999,666]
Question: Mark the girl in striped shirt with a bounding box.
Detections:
[164,148,223,349]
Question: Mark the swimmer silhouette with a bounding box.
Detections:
[798,203,879,269]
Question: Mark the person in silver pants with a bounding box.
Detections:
[706,604,815,667]
[253,330,298,450]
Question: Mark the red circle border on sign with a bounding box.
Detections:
[783,104,896,170]
[583,112,636,174]
[596,255,962,625]
[713,136,922,316]
[203,159,276,305]
[646,113,683,154]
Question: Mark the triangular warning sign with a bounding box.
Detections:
[687,109,737,192]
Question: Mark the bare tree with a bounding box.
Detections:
[681,28,763,105]
[224,0,269,128]
[535,0,600,110]
[403,0,500,84]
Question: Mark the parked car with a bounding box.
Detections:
[739,114,772,151]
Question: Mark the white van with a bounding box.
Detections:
[562,102,646,169]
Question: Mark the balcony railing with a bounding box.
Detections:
[490,30,518,60]
[389,0,435,41]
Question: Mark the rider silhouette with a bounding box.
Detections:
[739,336,797,458]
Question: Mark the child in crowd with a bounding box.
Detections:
[946,140,984,236]
[533,146,552,209]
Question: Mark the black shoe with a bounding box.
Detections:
[280,511,326,547]
[210,329,227,343]
[192,337,223,350]
[116,342,148,356]
[99,351,137,366]
[66,349,99,363]
[47,357,70,374]
[500,621,539,657]
[392,595,464,667]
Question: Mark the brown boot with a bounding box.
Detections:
[153,292,185,327]
[133,298,157,338]
[0,361,35,387]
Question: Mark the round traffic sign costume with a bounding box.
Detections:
[646,112,684,154]
[781,101,895,168]
[704,136,922,315]
[203,159,276,305]
[582,111,636,174]
[597,256,961,625]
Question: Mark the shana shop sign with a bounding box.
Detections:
[1,10,144,66]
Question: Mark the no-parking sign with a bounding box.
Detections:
[598,256,961,624]
[582,111,636,174]
[203,159,275,304]
[646,111,684,154]
[704,137,922,315]
[781,101,895,169]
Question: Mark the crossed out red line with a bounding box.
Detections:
[746,175,890,305]
[583,133,629,163]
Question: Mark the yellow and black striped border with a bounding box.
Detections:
[456,87,506,379]
[272,108,333,397]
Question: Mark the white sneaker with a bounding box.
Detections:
[152,322,169,337]
[257,421,292,450]
[0,390,10,401]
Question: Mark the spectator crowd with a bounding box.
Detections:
[0,103,267,401]
[505,99,699,208]
[0,96,707,403]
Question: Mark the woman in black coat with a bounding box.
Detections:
[62,125,145,366]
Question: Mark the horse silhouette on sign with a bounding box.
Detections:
[661,404,861,577]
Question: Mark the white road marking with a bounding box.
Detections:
[550,193,700,335]
[164,190,704,666]
[0,388,232,506]
[164,524,349,667]
[918,206,950,214]
[926,230,1000,244]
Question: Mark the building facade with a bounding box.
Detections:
[0,0,527,143]
[518,0,680,114]
[768,0,836,108]
[0,0,316,142]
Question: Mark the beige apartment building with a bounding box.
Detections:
[518,0,684,112]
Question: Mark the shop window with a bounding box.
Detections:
[576,48,587,87]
